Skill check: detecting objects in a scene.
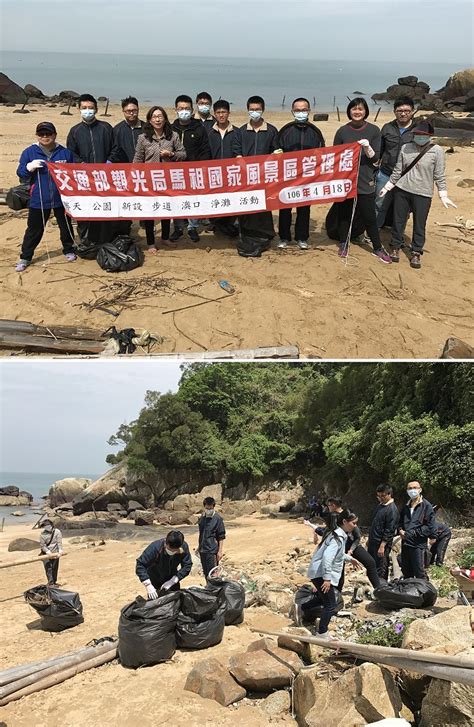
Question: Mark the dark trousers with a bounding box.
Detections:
[21,207,75,262]
[391,188,432,254]
[430,533,451,566]
[338,545,381,591]
[200,552,217,579]
[144,219,171,246]
[367,540,391,581]
[302,577,338,634]
[336,194,382,250]
[43,558,59,586]
[401,544,427,579]
[278,206,311,242]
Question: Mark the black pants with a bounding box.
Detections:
[21,207,75,262]
[278,206,311,242]
[338,545,381,591]
[367,540,391,581]
[401,544,427,579]
[43,558,59,586]
[430,533,451,566]
[336,194,382,250]
[391,189,432,254]
[302,577,338,634]
[144,219,170,246]
[200,552,217,579]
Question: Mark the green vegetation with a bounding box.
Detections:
[357,617,416,648]
[107,363,473,508]
[429,565,458,597]
[458,545,474,568]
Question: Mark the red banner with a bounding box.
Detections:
[46,143,360,221]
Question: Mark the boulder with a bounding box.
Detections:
[200,483,223,503]
[54,502,74,512]
[278,626,315,660]
[305,667,364,727]
[8,537,40,552]
[440,69,474,100]
[55,518,116,530]
[163,510,192,525]
[184,657,246,706]
[12,511,25,516]
[49,478,91,507]
[24,83,45,98]
[354,663,403,722]
[398,75,418,87]
[418,94,445,112]
[261,586,294,615]
[107,503,123,512]
[457,178,474,188]
[386,84,428,100]
[170,494,199,511]
[0,495,31,506]
[19,490,33,502]
[441,337,474,359]
[401,605,472,655]
[246,638,304,674]
[72,465,128,514]
[294,669,328,725]
[258,689,291,717]
[127,500,143,513]
[0,73,27,103]
[277,498,296,513]
[58,90,80,100]
[420,679,473,727]
[0,486,20,496]
[229,650,293,691]
[261,503,281,515]
[134,510,155,526]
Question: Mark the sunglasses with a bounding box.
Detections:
[38,131,54,137]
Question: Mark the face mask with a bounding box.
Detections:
[165,547,177,557]
[198,104,210,114]
[205,509,215,518]
[249,110,262,121]
[177,109,192,121]
[407,489,420,500]
[80,108,96,121]
[43,524,52,532]
[294,111,309,122]
[414,135,431,146]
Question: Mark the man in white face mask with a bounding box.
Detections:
[195,91,215,131]
[197,496,226,580]
[136,530,193,600]
[40,519,63,586]
[398,481,436,579]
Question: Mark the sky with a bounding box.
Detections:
[1,0,472,64]
[0,361,181,473]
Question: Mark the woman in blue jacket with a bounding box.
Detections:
[15,121,76,272]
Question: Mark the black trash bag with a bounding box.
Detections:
[325,202,365,241]
[237,211,274,257]
[76,240,102,260]
[118,591,181,668]
[205,577,245,625]
[176,587,226,650]
[6,183,31,211]
[373,578,438,609]
[96,235,143,272]
[24,585,84,632]
[294,584,344,623]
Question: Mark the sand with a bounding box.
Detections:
[0,104,473,359]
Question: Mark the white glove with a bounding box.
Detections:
[303,519,318,531]
[439,191,457,209]
[379,181,395,197]
[161,575,179,590]
[357,139,375,159]
[358,139,370,147]
[26,159,44,172]
[143,579,158,600]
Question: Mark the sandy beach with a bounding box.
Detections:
[0,104,472,359]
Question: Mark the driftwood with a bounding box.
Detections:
[0,647,99,687]
[0,552,65,569]
[0,320,106,341]
[354,653,474,687]
[0,332,106,354]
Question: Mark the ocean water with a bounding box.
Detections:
[1,51,467,111]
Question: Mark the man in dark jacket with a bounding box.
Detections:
[66,93,115,245]
[195,91,215,131]
[110,96,144,163]
[136,530,192,599]
[198,496,226,579]
[428,515,452,566]
[277,97,325,250]
[170,94,211,243]
[367,484,399,580]
[376,96,415,228]
[207,99,240,238]
[399,481,436,579]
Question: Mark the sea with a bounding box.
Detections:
[1,51,468,111]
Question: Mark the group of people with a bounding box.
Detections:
[15,90,456,272]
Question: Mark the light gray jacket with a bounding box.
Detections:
[40,527,63,554]
[307,527,347,586]
[389,142,446,198]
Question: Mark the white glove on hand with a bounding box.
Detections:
[358,139,370,147]
[26,159,44,172]
[439,191,457,208]
[358,139,375,158]
[379,181,395,197]
[143,579,158,600]
[161,575,179,590]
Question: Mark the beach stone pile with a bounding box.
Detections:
[0,73,81,106]
[372,68,474,112]
[0,485,33,507]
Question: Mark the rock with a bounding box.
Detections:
[0,495,31,506]
[457,178,474,188]
[0,486,20,496]
[312,113,329,121]
[54,502,74,512]
[261,587,294,615]
[8,537,40,552]
[24,83,45,98]
[199,483,223,503]
[72,465,128,514]
[354,663,402,722]
[164,510,192,525]
[416,81,430,93]
[0,73,27,103]
[277,498,296,513]
[305,668,363,727]
[49,478,91,507]
[418,94,445,112]
[247,638,304,674]
[398,75,418,87]
[278,626,314,660]
[58,90,80,100]
[441,337,474,359]
[440,69,474,100]
[27,97,46,105]
[402,605,472,655]
[107,503,123,512]
[184,657,246,706]
[261,503,281,515]
[259,689,291,717]
[134,509,155,526]
[420,679,473,727]
[229,650,293,691]
[56,518,116,530]
[98,96,107,102]
[294,669,328,725]
[127,500,143,512]
[385,84,428,100]
[12,511,25,516]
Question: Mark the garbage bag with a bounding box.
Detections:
[118,592,181,668]
[325,202,365,241]
[373,578,438,609]
[24,585,84,632]
[96,235,143,272]
[76,240,102,260]
[237,211,274,257]
[294,584,344,623]
[6,183,31,210]
[205,577,245,625]
[176,587,225,650]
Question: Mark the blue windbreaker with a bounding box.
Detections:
[16,143,74,209]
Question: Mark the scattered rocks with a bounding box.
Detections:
[229,650,293,691]
[184,657,246,706]
[401,605,472,655]
[420,678,474,727]
[8,537,40,552]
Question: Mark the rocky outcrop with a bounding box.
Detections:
[0,495,32,506]
[184,657,246,706]
[439,68,474,100]
[24,83,45,99]
[420,679,474,727]
[72,465,130,514]
[49,478,91,507]
[372,68,474,112]
[401,605,472,655]
[0,73,27,103]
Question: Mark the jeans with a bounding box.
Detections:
[174,218,200,231]
[391,188,432,254]
[401,545,428,579]
[43,557,59,586]
[21,207,75,262]
[375,170,394,228]
[302,577,338,634]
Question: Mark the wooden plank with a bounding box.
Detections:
[0,553,66,569]
[0,332,105,354]
[0,320,106,341]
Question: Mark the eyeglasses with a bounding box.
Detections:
[124,109,138,114]
[395,109,413,114]
[151,115,164,120]
[38,132,53,137]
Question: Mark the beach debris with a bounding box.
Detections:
[218,279,236,294]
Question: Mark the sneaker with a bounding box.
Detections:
[389,247,400,263]
[317,631,337,641]
[296,240,310,250]
[410,252,422,269]
[15,259,30,272]
[372,248,392,264]
[277,239,290,249]
[188,228,200,243]
[170,228,183,242]
[64,252,77,262]
[338,243,348,258]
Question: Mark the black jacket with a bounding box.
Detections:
[368,501,399,547]
[379,120,415,175]
[433,520,452,540]
[208,124,241,160]
[277,121,325,152]
[135,538,192,588]
[110,119,145,162]
[399,498,436,548]
[345,525,361,553]
[233,121,279,157]
[171,118,211,161]
[198,512,226,554]
[66,119,114,163]
[196,115,215,132]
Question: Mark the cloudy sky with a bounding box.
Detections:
[0,361,181,473]
[1,0,472,63]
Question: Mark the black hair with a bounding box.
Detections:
[121,96,139,109]
[326,497,343,507]
[175,94,193,107]
[376,484,393,495]
[166,530,184,548]
[394,96,415,110]
[347,97,369,120]
[213,99,230,112]
[203,497,216,507]
[292,97,310,108]
[196,91,212,103]
[143,106,173,141]
[78,93,98,109]
[42,518,53,527]
[321,508,357,544]
[247,95,265,111]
